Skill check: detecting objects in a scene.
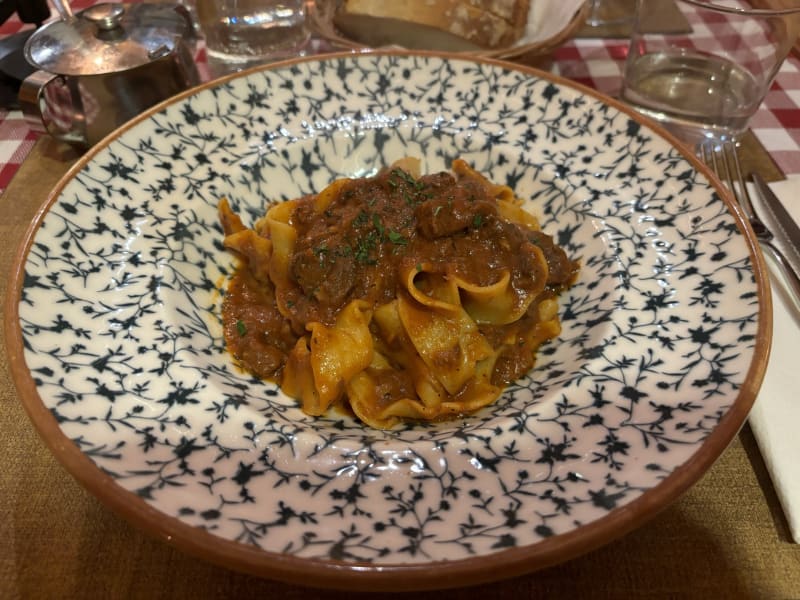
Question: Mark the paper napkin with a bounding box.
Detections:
[747,175,800,543]
[523,0,587,45]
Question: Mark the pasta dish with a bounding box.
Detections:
[218,159,579,428]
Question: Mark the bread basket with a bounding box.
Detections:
[308,0,590,59]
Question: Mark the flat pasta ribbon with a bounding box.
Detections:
[397,289,493,396]
[283,299,373,415]
[263,199,297,293]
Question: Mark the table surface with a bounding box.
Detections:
[2,1,800,598]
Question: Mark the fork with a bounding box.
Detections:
[699,140,800,311]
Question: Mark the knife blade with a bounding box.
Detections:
[750,173,800,300]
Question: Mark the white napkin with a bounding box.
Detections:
[522,0,587,44]
[747,175,800,543]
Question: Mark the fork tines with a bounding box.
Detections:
[698,140,753,211]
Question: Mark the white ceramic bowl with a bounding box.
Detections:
[5,51,770,591]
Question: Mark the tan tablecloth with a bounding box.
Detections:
[2,139,799,599]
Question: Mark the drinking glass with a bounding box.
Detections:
[620,0,800,145]
[195,0,310,78]
[586,0,636,27]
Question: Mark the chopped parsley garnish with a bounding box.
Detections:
[390,168,417,187]
[372,213,385,236]
[353,230,379,264]
[353,210,370,227]
[236,320,247,337]
[387,230,407,245]
[314,243,329,263]
[388,168,425,204]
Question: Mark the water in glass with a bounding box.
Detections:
[622,49,761,142]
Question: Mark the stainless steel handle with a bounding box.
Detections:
[18,70,58,134]
[18,71,89,149]
[51,0,75,22]
[762,241,800,313]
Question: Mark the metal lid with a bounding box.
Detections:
[24,2,194,76]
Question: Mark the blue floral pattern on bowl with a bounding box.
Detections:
[11,53,766,572]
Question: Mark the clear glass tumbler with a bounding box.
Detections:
[586,0,637,27]
[621,0,800,145]
[196,0,310,78]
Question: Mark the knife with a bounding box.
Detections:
[750,172,800,308]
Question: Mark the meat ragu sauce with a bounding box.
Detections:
[220,159,579,427]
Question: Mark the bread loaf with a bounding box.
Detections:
[334,0,530,51]
[465,0,530,25]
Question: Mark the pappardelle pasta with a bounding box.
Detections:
[219,159,579,428]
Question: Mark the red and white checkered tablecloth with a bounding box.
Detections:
[2,0,800,193]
